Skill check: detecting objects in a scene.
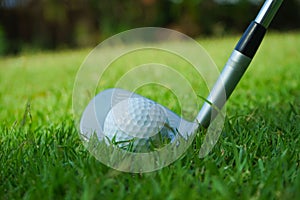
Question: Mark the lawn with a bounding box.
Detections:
[0,32,299,199]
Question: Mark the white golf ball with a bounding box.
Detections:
[103,97,174,151]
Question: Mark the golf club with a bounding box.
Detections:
[79,0,283,150]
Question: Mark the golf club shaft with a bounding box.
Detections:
[197,0,283,128]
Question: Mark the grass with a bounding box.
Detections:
[0,32,300,199]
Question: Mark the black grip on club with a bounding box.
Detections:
[235,21,267,58]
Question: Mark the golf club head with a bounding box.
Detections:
[80,88,198,148]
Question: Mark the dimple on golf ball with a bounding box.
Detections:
[103,97,174,151]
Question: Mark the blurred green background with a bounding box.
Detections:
[0,0,299,55]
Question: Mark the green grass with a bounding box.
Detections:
[1,32,300,199]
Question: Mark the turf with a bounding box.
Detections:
[0,32,300,199]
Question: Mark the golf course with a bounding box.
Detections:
[0,31,299,199]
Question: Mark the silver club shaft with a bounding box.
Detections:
[197,0,283,128]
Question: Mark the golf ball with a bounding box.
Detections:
[103,97,174,151]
